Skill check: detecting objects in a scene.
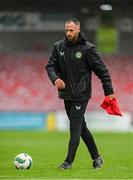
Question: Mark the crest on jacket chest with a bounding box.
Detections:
[75,51,82,59]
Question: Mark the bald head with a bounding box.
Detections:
[65,18,80,26]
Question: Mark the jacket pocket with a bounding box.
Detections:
[75,79,87,97]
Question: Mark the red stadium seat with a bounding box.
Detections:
[0,54,132,112]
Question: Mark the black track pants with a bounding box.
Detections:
[64,100,100,164]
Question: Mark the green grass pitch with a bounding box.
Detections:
[0,131,133,179]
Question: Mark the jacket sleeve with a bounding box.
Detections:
[45,44,59,84]
[87,45,114,96]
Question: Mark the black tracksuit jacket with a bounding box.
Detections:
[46,32,114,101]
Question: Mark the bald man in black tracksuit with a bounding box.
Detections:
[46,18,114,170]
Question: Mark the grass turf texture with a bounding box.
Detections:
[0,131,132,179]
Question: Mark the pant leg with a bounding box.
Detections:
[81,119,100,160]
[64,100,88,163]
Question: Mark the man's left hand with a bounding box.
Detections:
[108,94,115,100]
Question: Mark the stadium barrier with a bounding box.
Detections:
[55,111,132,132]
[0,111,132,132]
[0,112,46,129]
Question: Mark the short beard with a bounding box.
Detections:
[66,33,79,42]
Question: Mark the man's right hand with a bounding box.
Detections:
[54,78,65,89]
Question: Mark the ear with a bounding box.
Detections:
[76,25,80,32]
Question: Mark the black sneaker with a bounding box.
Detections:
[93,156,104,169]
[58,162,72,170]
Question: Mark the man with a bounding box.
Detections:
[46,18,115,170]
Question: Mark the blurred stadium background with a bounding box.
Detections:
[0,0,133,132]
[0,0,133,179]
